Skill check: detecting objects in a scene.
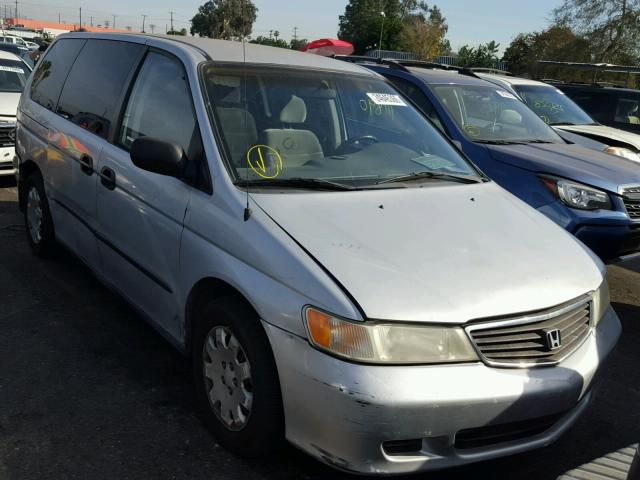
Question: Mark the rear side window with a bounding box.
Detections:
[56,40,144,139]
[118,51,199,158]
[30,38,85,111]
[614,97,640,125]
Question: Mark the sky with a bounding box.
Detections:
[8,0,563,52]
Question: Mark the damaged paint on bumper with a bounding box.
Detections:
[263,306,621,475]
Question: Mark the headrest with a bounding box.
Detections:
[280,95,307,123]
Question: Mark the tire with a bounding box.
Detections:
[193,296,284,458]
[23,171,56,257]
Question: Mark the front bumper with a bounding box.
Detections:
[538,199,640,261]
[0,146,16,176]
[264,306,620,475]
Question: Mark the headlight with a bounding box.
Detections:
[592,279,610,326]
[542,176,612,210]
[304,307,479,364]
[605,146,640,162]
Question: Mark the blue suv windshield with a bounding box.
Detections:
[201,63,482,188]
[433,84,563,144]
[513,84,596,127]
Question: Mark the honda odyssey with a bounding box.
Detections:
[15,33,620,475]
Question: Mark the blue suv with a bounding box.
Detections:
[342,58,640,261]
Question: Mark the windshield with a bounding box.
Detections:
[513,84,595,126]
[432,84,563,144]
[201,64,480,189]
[0,59,28,92]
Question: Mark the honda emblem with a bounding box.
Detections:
[545,329,562,351]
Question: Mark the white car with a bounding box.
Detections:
[0,50,30,176]
[24,41,39,50]
[476,71,640,162]
[0,34,27,47]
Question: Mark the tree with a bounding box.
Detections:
[250,35,289,48]
[289,38,308,50]
[168,28,188,36]
[502,26,592,77]
[399,4,449,60]
[190,0,258,39]
[456,41,500,67]
[339,0,449,57]
[553,0,640,63]
[338,0,406,54]
[502,33,534,75]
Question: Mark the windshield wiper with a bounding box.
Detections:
[549,121,576,126]
[236,177,356,191]
[516,139,556,144]
[473,139,528,145]
[376,171,482,185]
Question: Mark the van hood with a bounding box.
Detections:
[0,92,20,119]
[556,124,640,151]
[254,182,603,324]
[485,143,640,193]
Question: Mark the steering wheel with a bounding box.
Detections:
[333,135,379,155]
[347,135,378,148]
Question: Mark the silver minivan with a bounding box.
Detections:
[15,33,620,475]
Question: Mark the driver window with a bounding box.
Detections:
[119,51,200,161]
[388,76,447,134]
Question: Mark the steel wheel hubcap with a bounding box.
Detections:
[26,186,43,244]
[202,326,253,431]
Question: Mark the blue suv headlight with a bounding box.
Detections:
[542,176,612,211]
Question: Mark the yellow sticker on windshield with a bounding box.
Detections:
[247,145,283,179]
[464,125,480,138]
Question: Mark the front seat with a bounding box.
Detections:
[213,87,258,168]
[264,95,324,167]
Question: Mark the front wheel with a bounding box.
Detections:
[23,171,56,257]
[193,296,284,457]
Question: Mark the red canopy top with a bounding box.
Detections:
[301,38,354,56]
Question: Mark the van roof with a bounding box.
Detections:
[58,32,374,76]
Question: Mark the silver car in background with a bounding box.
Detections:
[15,33,620,475]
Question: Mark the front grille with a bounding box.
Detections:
[455,412,565,449]
[466,296,592,367]
[0,127,15,147]
[623,187,640,221]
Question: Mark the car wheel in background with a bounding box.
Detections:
[23,171,56,257]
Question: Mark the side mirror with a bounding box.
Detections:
[130,137,187,178]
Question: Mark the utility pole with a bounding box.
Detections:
[14,0,17,20]
[141,14,146,33]
[169,11,174,33]
[79,7,82,29]
[58,12,61,24]
[90,16,93,27]
[378,11,385,59]
[112,15,116,29]
[149,24,155,33]
[293,26,298,41]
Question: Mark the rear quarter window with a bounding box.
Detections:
[30,38,86,111]
[56,39,144,139]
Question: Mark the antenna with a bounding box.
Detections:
[241,0,251,221]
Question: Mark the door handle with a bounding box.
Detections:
[100,166,116,190]
[79,154,93,175]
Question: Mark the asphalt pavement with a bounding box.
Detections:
[0,176,638,480]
